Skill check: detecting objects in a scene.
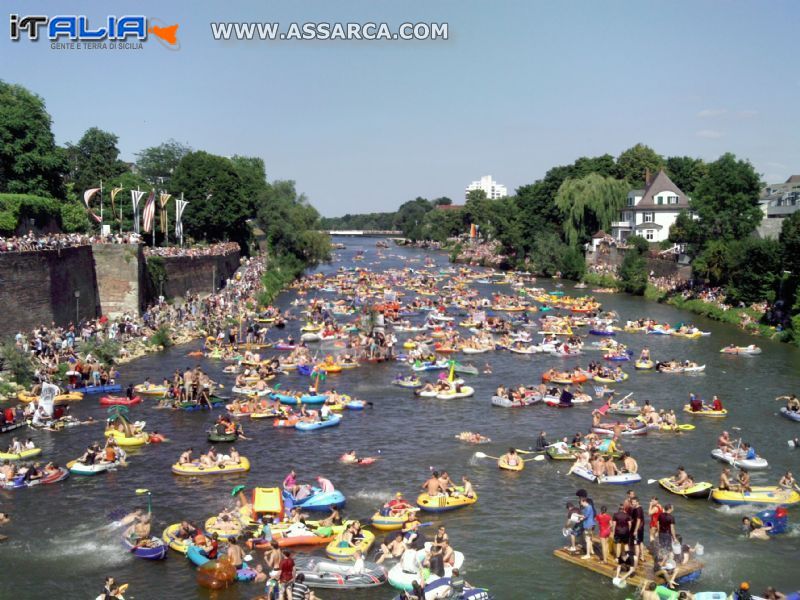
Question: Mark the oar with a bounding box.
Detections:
[523,455,546,463]
[135,488,152,514]
[474,451,500,460]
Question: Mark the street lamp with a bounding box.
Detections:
[74,290,80,324]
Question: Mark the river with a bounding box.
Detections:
[1,237,799,600]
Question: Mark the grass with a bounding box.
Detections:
[582,272,620,288]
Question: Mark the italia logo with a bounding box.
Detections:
[9,14,179,49]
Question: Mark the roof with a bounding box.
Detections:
[592,230,608,239]
[435,204,464,211]
[632,170,689,211]
[786,175,800,184]
[628,189,645,197]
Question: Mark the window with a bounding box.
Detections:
[627,197,634,207]
[656,197,663,205]
[645,230,654,240]
[644,212,654,223]
[669,195,679,205]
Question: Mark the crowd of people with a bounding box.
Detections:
[143,241,240,258]
[0,231,142,253]
[452,240,507,268]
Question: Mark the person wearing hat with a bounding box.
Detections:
[387,492,413,516]
[734,582,754,600]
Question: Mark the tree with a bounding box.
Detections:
[420,206,463,242]
[689,153,762,247]
[555,173,629,246]
[394,197,433,240]
[616,144,664,187]
[0,80,66,198]
[618,237,649,295]
[171,151,250,245]
[667,211,697,245]
[230,155,268,212]
[135,139,191,186]
[665,156,707,195]
[65,127,127,194]
[779,211,800,277]
[515,155,616,254]
[530,232,564,277]
[615,144,664,187]
[692,239,733,285]
[560,246,587,280]
[433,197,452,206]
[725,238,781,305]
[466,189,487,203]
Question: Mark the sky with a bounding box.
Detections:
[3,1,799,217]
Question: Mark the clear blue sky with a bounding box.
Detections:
[3,1,798,216]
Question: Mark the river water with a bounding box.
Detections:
[1,238,799,600]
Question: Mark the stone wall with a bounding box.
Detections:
[0,246,100,336]
[586,245,692,283]
[152,250,240,299]
[92,244,145,318]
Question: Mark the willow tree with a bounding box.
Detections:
[555,173,629,246]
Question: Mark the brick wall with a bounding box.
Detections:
[0,246,100,336]
[152,250,240,298]
[92,244,145,318]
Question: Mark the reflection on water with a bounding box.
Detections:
[2,239,800,599]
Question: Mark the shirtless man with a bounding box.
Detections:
[622,453,638,474]
[423,472,444,496]
[603,456,619,478]
[672,467,689,488]
[719,467,734,491]
[717,431,734,453]
[462,476,475,498]
[376,533,405,564]
[500,448,521,467]
[737,469,752,493]
[263,540,282,578]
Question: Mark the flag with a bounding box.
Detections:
[158,192,171,234]
[142,190,156,233]
[130,190,145,233]
[110,187,124,221]
[175,197,189,241]
[83,188,102,223]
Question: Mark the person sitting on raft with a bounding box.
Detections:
[283,469,300,498]
[621,452,638,474]
[737,469,752,493]
[688,393,704,412]
[422,471,444,497]
[710,395,724,411]
[778,471,799,492]
[777,394,800,412]
[718,431,735,453]
[178,448,193,465]
[386,492,414,516]
[500,448,521,468]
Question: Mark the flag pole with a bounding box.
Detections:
[99,179,104,232]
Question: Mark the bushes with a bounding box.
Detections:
[0,194,62,235]
[0,342,35,385]
[81,338,121,365]
[259,255,305,306]
[149,325,173,348]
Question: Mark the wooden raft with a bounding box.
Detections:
[553,539,705,589]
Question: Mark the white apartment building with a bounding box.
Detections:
[465,175,508,199]
[611,169,689,244]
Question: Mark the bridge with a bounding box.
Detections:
[325,230,402,237]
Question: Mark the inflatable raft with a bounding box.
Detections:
[711,486,800,506]
[710,448,769,470]
[417,489,477,512]
[571,465,641,485]
[171,457,250,476]
[658,478,713,499]
[295,414,342,431]
[293,556,387,589]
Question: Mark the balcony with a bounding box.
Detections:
[611,221,633,229]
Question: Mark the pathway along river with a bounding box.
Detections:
[2,238,799,600]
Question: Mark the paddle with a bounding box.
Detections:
[136,488,153,515]
[474,451,499,460]
[523,455,546,463]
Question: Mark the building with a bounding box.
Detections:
[756,175,800,239]
[610,169,689,244]
[465,175,507,200]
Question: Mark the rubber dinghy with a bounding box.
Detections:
[780,407,800,422]
[283,486,346,511]
[571,465,641,485]
[388,543,464,591]
[295,414,342,431]
[293,556,387,589]
[391,577,495,600]
[2,467,69,489]
[710,448,769,470]
[121,535,168,560]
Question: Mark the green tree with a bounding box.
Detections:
[560,245,587,280]
[725,238,782,305]
[692,239,733,285]
[618,237,649,295]
[433,196,452,206]
[420,206,463,242]
[393,197,433,240]
[779,211,800,277]
[0,80,66,198]
[135,139,191,186]
[665,156,707,195]
[615,143,664,187]
[171,150,250,245]
[530,232,564,276]
[555,173,629,246]
[689,153,762,247]
[466,189,487,203]
[65,127,127,194]
[231,155,268,211]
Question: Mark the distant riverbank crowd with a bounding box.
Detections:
[143,242,240,258]
[0,232,141,253]
[452,240,507,268]
[0,232,240,260]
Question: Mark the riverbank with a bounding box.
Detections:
[582,272,784,342]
